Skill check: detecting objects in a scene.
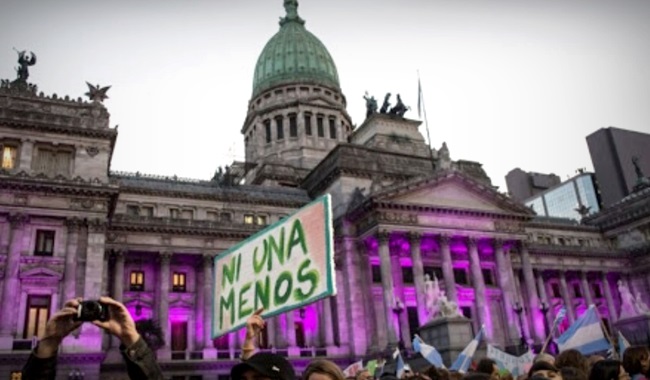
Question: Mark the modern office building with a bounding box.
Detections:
[587,126,650,207]
[524,172,602,220]
[1,1,649,378]
[505,169,561,203]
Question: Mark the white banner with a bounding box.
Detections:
[487,344,534,377]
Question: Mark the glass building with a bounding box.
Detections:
[525,172,602,220]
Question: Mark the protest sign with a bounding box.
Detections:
[211,194,335,338]
[487,344,534,377]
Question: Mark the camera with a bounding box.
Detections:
[73,300,109,322]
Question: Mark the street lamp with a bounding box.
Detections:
[513,301,527,354]
[393,297,405,352]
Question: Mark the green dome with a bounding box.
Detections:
[252,0,340,97]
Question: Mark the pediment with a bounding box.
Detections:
[19,267,63,280]
[375,170,533,216]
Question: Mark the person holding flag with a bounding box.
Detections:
[412,335,445,369]
[450,325,485,374]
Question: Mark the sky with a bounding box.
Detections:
[1,0,649,192]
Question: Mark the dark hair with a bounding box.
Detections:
[425,366,441,380]
[556,349,590,374]
[475,358,497,375]
[528,361,560,378]
[303,359,346,380]
[589,359,623,380]
[623,346,650,375]
[560,367,588,380]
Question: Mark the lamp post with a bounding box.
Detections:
[513,301,526,355]
[393,297,405,352]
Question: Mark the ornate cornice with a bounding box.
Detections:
[0,172,118,196]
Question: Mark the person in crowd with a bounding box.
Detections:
[587,355,605,369]
[560,367,588,380]
[535,353,556,366]
[303,359,347,380]
[623,346,650,380]
[475,358,499,379]
[528,361,562,379]
[241,308,266,360]
[21,296,163,380]
[357,369,373,380]
[231,352,296,380]
[461,374,490,380]
[556,350,589,376]
[589,359,630,380]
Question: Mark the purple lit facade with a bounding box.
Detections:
[2,1,650,379]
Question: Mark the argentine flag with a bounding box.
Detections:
[450,325,485,374]
[556,305,610,355]
[394,348,409,379]
[413,335,446,368]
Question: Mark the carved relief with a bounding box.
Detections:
[70,198,95,210]
[13,194,28,206]
[19,256,65,279]
[87,218,107,233]
[494,220,525,233]
[378,211,418,224]
[85,146,100,157]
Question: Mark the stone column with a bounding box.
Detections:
[286,310,298,354]
[519,242,544,342]
[408,232,427,325]
[467,237,490,337]
[195,258,204,350]
[266,316,277,350]
[157,251,172,358]
[334,254,351,355]
[109,250,125,352]
[390,243,409,348]
[377,231,398,345]
[559,271,576,323]
[535,270,552,335]
[580,271,594,306]
[202,253,216,358]
[322,297,335,347]
[602,272,617,322]
[63,217,81,306]
[79,218,108,351]
[0,214,27,348]
[356,240,378,353]
[494,239,518,345]
[438,235,457,303]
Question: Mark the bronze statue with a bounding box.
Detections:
[85,82,111,103]
[363,91,378,118]
[389,94,409,117]
[15,49,37,81]
[379,92,391,113]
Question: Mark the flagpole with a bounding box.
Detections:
[539,322,557,354]
[417,70,435,170]
[593,305,618,359]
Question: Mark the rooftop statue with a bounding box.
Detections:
[15,49,36,81]
[363,91,378,118]
[389,94,409,117]
[633,156,644,179]
[85,82,111,103]
[379,92,391,113]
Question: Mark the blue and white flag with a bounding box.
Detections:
[413,335,446,368]
[618,331,631,357]
[450,325,485,373]
[553,307,567,329]
[555,305,610,355]
[487,344,534,377]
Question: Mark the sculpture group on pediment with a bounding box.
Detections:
[363,91,411,119]
[424,273,462,320]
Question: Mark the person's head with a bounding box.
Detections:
[535,353,556,366]
[623,346,650,375]
[356,369,372,380]
[588,359,629,380]
[587,355,605,369]
[528,361,562,379]
[231,353,296,380]
[303,360,346,380]
[556,350,589,375]
[424,366,441,380]
[560,367,587,380]
[461,374,490,380]
[476,359,498,377]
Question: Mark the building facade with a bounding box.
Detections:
[505,168,561,203]
[524,172,601,221]
[586,126,650,207]
[1,1,650,379]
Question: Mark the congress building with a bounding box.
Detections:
[1,1,649,378]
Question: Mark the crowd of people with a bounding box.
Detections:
[20,298,650,380]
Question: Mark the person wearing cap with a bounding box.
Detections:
[528,361,562,379]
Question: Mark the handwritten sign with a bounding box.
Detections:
[211,194,335,338]
[487,344,534,377]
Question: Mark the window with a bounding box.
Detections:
[407,306,419,341]
[32,145,73,176]
[1,143,18,169]
[141,206,154,217]
[126,205,140,216]
[317,115,324,137]
[244,214,255,225]
[401,267,414,284]
[256,215,268,225]
[24,295,51,339]
[10,371,22,380]
[289,114,297,137]
[173,272,186,292]
[181,210,194,220]
[482,268,495,286]
[372,265,381,283]
[551,283,561,298]
[130,271,145,291]
[206,211,218,221]
[461,306,472,319]
[573,283,582,298]
[275,116,284,140]
[304,113,312,136]
[264,120,272,143]
[170,208,179,219]
[329,118,337,139]
[220,212,232,223]
[34,230,55,256]
[453,268,468,285]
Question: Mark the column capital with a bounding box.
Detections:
[159,251,172,264]
[407,231,421,244]
[8,213,28,228]
[437,234,451,246]
[65,217,82,232]
[467,236,479,249]
[493,238,505,250]
[517,240,531,251]
[87,218,107,233]
[112,249,125,260]
[202,252,216,266]
[376,230,390,244]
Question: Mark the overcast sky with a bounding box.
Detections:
[2,0,649,192]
